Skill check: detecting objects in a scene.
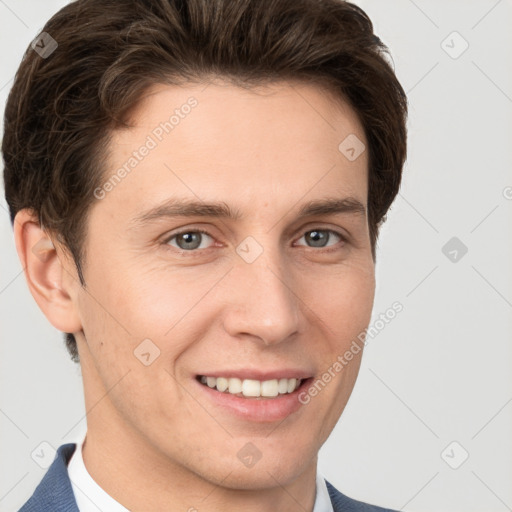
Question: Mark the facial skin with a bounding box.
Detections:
[15,80,375,512]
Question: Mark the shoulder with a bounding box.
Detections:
[19,443,79,512]
[326,480,399,512]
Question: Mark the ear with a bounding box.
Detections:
[13,209,83,334]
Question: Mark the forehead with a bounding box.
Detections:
[98,79,368,222]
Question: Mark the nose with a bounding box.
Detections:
[221,246,301,346]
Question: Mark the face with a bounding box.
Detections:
[69,80,375,489]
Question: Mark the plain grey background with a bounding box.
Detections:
[1,1,511,511]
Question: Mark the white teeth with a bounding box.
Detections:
[200,376,302,398]
[261,379,279,397]
[216,377,229,392]
[228,378,242,394]
[242,379,260,397]
[287,378,297,393]
[278,378,288,394]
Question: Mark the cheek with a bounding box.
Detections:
[77,276,183,422]
[308,262,375,340]
[76,255,153,382]
[337,281,375,337]
[78,258,221,394]
[81,254,174,339]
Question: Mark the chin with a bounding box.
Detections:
[208,439,316,490]
[218,460,310,491]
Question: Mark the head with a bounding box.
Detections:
[3,0,407,494]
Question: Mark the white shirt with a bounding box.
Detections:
[68,432,333,512]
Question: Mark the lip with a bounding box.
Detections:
[193,373,314,423]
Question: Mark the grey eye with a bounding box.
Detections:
[298,229,342,248]
[167,231,214,251]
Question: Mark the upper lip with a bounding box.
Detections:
[196,369,314,381]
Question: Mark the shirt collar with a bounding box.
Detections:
[314,470,335,512]
[67,431,129,512]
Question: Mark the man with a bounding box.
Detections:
[2,0,407,510]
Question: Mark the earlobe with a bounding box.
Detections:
[13,209,83,334]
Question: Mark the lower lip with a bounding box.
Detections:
[194,378,312,423]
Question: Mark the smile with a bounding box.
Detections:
[198,375,302,398]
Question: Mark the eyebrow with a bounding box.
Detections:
[130,196,366,228]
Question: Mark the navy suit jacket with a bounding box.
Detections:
[19,443,398,511]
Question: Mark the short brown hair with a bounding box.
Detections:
[2,0,408,363]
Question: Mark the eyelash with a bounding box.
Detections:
[162,227,347,255]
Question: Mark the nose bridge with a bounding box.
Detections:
[223,237,300,345]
